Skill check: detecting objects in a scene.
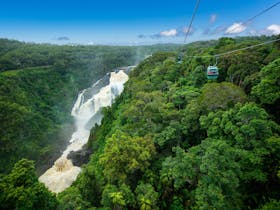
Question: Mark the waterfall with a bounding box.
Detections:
[39,69,130,193]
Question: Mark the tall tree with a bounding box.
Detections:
[99,131,155,185]
[0,159,57,210]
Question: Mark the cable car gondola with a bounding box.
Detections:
[177,54,183,64]
[207,65,219,80]
[207,56,219,80]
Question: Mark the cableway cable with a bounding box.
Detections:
[178,0,201,63]
[225,1,280,34]
[181,1,280,62]
[185,37,280,58]
[184,0,201,43]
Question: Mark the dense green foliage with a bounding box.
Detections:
[0,67,78,174]
[60,36,280,209]
[0,39,180,174]
[0,159,58,209]
[1,36,280,209]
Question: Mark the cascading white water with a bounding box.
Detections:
[39,69,129,193]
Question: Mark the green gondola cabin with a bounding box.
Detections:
[207,65,219,80]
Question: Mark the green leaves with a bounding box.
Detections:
[200,103,275,148]
[101,184,135,209]
[199,82,247,112]
[135,183,159,210]
[99,131,155,184]
[0,159,57,210]
[160,146,198,189]
[252,57,280,104]
[57,186,91,210]
[259,199,280,210]
[161,140,242,209]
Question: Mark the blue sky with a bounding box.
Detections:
[0,0,279,45]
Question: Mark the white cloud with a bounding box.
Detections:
[267,24,280,35]
[210,14,217,23]
[250,24,280,36]
[148,27,195,39]
[159,29,177,37]
[225,22,247,34]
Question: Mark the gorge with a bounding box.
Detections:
[39,67,133,193]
